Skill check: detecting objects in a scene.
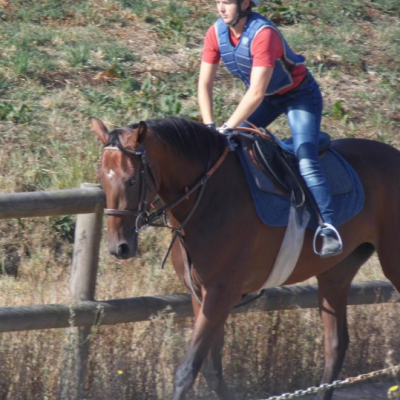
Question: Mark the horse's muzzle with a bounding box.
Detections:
[109,233,138,260]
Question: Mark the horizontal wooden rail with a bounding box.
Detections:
[0,281,398,333]
[0,184,105,219]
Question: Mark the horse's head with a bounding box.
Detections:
[91,117,157,259]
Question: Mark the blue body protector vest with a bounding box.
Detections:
[216,13,305,95]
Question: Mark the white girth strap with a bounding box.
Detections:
[261,204,310,289]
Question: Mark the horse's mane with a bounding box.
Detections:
[126,117,226,166]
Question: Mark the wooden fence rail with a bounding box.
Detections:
[0,281,398,333]
[0,183,105,219]
[0,184,399,399]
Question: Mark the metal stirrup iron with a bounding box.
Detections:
[313,223,343,256]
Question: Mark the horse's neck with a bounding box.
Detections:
[160,151,247,227]
[159,158,207,216]
[145,141,206,217]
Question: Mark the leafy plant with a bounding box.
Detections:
[6,0,83,23]
[371,0,400,14]
[259,0,302,24]
[0,102,32,124]
[50,215,76,243]
[331,100,349,122]
[159,93,182,115]
[0,74,11,91]
[67,45,90,67]
[10,50,31,76]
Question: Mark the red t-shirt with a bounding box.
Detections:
[202,25,307,94]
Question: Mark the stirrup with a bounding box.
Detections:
[313,223,343,256]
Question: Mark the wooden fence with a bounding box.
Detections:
[0,183,399,399]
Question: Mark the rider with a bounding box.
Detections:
[198,0,343,258]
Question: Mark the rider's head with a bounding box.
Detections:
[217,0,259,28]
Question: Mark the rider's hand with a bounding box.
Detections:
[217,123,234,134]
[217,123,237,151]
[205,122,216,131]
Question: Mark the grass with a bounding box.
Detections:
[0,0,399,399]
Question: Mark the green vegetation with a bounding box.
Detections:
[0,0,399,399]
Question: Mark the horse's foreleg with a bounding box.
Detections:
[316,244,373,400]
[201,324,235,400]
[189,295,235,400]
[172,284,240,400]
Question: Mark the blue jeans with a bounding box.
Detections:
[241,75,334,225]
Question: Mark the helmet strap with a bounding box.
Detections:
[227,2,252,28]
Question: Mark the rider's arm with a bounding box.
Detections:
[198,61,219,125]
[225,28,280,128]
[198,26,220,125]
[225,66,273,128]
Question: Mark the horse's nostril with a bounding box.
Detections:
[118,243,130,258]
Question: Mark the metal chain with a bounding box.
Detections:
[261,364,400,400]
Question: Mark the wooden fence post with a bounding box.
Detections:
[59,183,103,400]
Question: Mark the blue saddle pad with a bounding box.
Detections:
[237,145,365,229]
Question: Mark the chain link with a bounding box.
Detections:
[261,364,400,400]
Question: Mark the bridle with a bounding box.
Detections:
[103,144,159,232]
[102,138,230,235]
[102,123,273,235]
[101,123,269,306]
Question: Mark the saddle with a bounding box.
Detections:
[235,128,364,229]
[252,131,331,194]
[238,130,333,222]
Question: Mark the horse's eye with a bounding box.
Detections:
[128,177,137,186]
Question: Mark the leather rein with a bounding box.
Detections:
[103,122,268,226]
[102,138,230,239]
[102,124,268,306]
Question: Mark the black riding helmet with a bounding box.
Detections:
[228,0,259,27]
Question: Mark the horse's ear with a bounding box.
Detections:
[90,117,109,144]
[126,121,147,149]
[136,121,147,144]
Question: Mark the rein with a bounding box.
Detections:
[102,140,230,236]
[144,146,230,231]
[102,123,264,227]
[102,138,230,305]
[101,124,267,306]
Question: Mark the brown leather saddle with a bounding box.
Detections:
[248,130,331,193]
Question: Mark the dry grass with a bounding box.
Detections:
[1,227,399,400]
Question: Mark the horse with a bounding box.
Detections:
[90,116,400,400]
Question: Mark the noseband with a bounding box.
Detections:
[103,144,159,232]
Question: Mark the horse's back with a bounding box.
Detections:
[330,138,400,245]
[331,138,400,210]
[332,138,400,179]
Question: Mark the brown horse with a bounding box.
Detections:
[90,116,400,400]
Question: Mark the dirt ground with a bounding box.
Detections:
[252,380,400,400]
[196,380,399,400]
[300,380,398,399]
